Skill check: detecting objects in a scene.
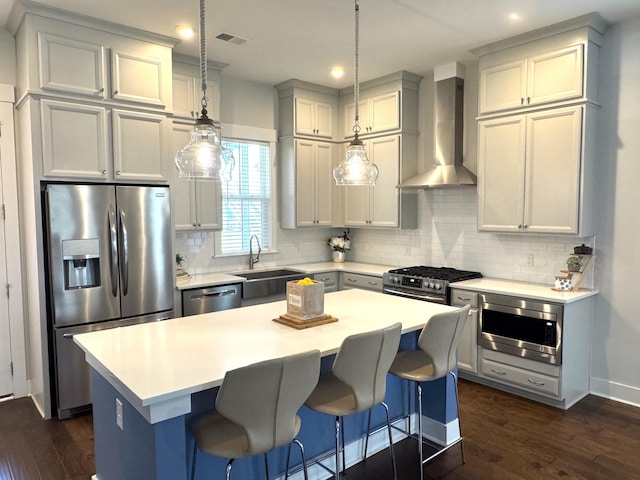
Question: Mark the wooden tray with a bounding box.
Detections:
[273,313,338,329]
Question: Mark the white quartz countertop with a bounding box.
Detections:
[177,261,397,290]
[451,277,598,303]
[74,289,454,423]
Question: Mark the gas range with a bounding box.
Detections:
[382,266,482,304]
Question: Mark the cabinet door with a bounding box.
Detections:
[314,101,334,138]
[368,91,400,134]
[527,45,584,107]
[112,110,168,182]
[37,32,106,98]
[368,136,400,227]
[294,140,316,227]
[40,99,109,179]
[170,123,197,229]
[479,60,526,114]
[194,181,223,230]
[343,183,370,226]
[111,49,164,107]
[343,101,369,138]
[478,116,526,232]
[314,142,334,226]
[524,106,582,234]
[172,73,196,118]
[294,97,315,137]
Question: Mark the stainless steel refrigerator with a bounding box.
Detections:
[43,183,174,418]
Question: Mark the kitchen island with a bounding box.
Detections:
[75,289,457,480]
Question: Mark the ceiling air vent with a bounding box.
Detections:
[215,32,248,46]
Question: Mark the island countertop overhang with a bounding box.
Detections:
[74,289,456,423]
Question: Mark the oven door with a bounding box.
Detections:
[479,294,563,364]
[382,286,446,304]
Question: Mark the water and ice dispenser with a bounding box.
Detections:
[62,238,101,290]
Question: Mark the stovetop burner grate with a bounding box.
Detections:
[388,266,482,282]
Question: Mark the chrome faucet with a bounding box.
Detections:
[249,235,261,270]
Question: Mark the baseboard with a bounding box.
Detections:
[590,377,640,408]
[420,414,461,447]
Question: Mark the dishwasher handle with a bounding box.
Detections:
[189,289,238,300]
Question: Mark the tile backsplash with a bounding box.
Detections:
[176,188,595,288]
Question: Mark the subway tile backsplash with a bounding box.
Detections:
[176,188,594,288]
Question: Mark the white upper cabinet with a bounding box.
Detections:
[275,80,339,140]
[479,45,584,115]
[18,13,174,109]
[478,105,593,235]
[343,90,400,138]
[172,57,222,120]
[170,122,223,230]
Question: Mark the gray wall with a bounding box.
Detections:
[220,75,277,129]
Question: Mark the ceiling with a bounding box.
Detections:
[3,0,640,88]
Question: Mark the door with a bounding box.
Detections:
[368,135,400,227]
[527,45,584,107]
[115,185,173,318]
[478,59,526,114]
[45,184,121,327]
[0,159,11,396]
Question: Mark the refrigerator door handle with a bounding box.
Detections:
[119,208,129,296]
[108,207,119,297]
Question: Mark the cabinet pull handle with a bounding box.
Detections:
[491,368,507,376]
[527,378,545,386]
[348,278,357,283]
[368,281,379,286]
[457,296,471,302]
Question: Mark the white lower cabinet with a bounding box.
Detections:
[451,288,479,374]
[313,272,339,293]
[478,105,594,235]
[340,272,382,291]
[170,122,222,230]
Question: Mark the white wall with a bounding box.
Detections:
[590,16,640,406]
[0,29,16,85]
[219,75,277,129]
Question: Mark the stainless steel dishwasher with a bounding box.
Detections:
[181,284,242,316]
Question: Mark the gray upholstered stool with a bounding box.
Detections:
[190,350,321,480]
[304,322,402,480]
[389,305,470,480]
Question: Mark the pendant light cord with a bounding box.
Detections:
[199,0,208,115]
[353,0,361,135]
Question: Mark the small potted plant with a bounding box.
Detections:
[328,230,351,263]
[566,255,582,272]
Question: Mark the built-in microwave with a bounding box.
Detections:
[479,293,563,365]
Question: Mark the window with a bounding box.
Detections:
[219,139,272,254]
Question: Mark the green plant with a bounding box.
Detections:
[176,253,185,267]
[567,255,582,271]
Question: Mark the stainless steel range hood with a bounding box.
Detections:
[399,69,476,188]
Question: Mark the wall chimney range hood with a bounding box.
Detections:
[399,63,476,188]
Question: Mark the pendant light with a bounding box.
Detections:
[175,0,235,181]
[333,0,379,186]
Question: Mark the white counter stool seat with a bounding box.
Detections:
[190,350,321,480]
[389,304,470,480]
[304,322,402,480]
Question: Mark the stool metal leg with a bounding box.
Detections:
[417,382,424,480]
[364,409,372,460]
[381,402,398,480]
[263,453,270,480]
[451,371,466,464]
[334,416,341,480]
[190,445,197,480]
[225,458,234,480]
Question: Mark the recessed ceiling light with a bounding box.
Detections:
[331,66,345,79]
[176,25,195,39]
[508,12,521,22]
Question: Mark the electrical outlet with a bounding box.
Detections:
[526,254,534,267]
[116,398,123,430]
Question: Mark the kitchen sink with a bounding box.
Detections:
[233,269,306,301]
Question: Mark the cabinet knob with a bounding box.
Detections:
[98,87,104,93]
[102,170,107,175]
[113,90,119,95]
[192,223,197,227]
[116,170,121,176]
[523,224,528,229]
[197,223,201,227]
[527,96,531,104]
[520,98,524,105]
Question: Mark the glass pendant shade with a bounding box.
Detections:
[333,138,379,186]
[175,116,234,181]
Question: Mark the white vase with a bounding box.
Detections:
[332,251,345,263]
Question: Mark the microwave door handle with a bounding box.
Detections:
[119,208,129,296]
[108,207,118,297]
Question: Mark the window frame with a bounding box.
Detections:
[213,123,278,257]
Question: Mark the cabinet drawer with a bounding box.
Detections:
[450,288,478,308]
[341,272,382,291]
[481,357,560,397]
[314,272,338,293]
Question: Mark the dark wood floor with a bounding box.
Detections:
[1,380,639,479]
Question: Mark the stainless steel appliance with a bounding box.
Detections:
[382,266,482,304]
[479,293,563,365]
[182,284,242,316]
[43,183,174,418]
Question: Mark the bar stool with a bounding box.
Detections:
[304,322,402,480]
[190,350,321,480]
[389,305,470,480]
